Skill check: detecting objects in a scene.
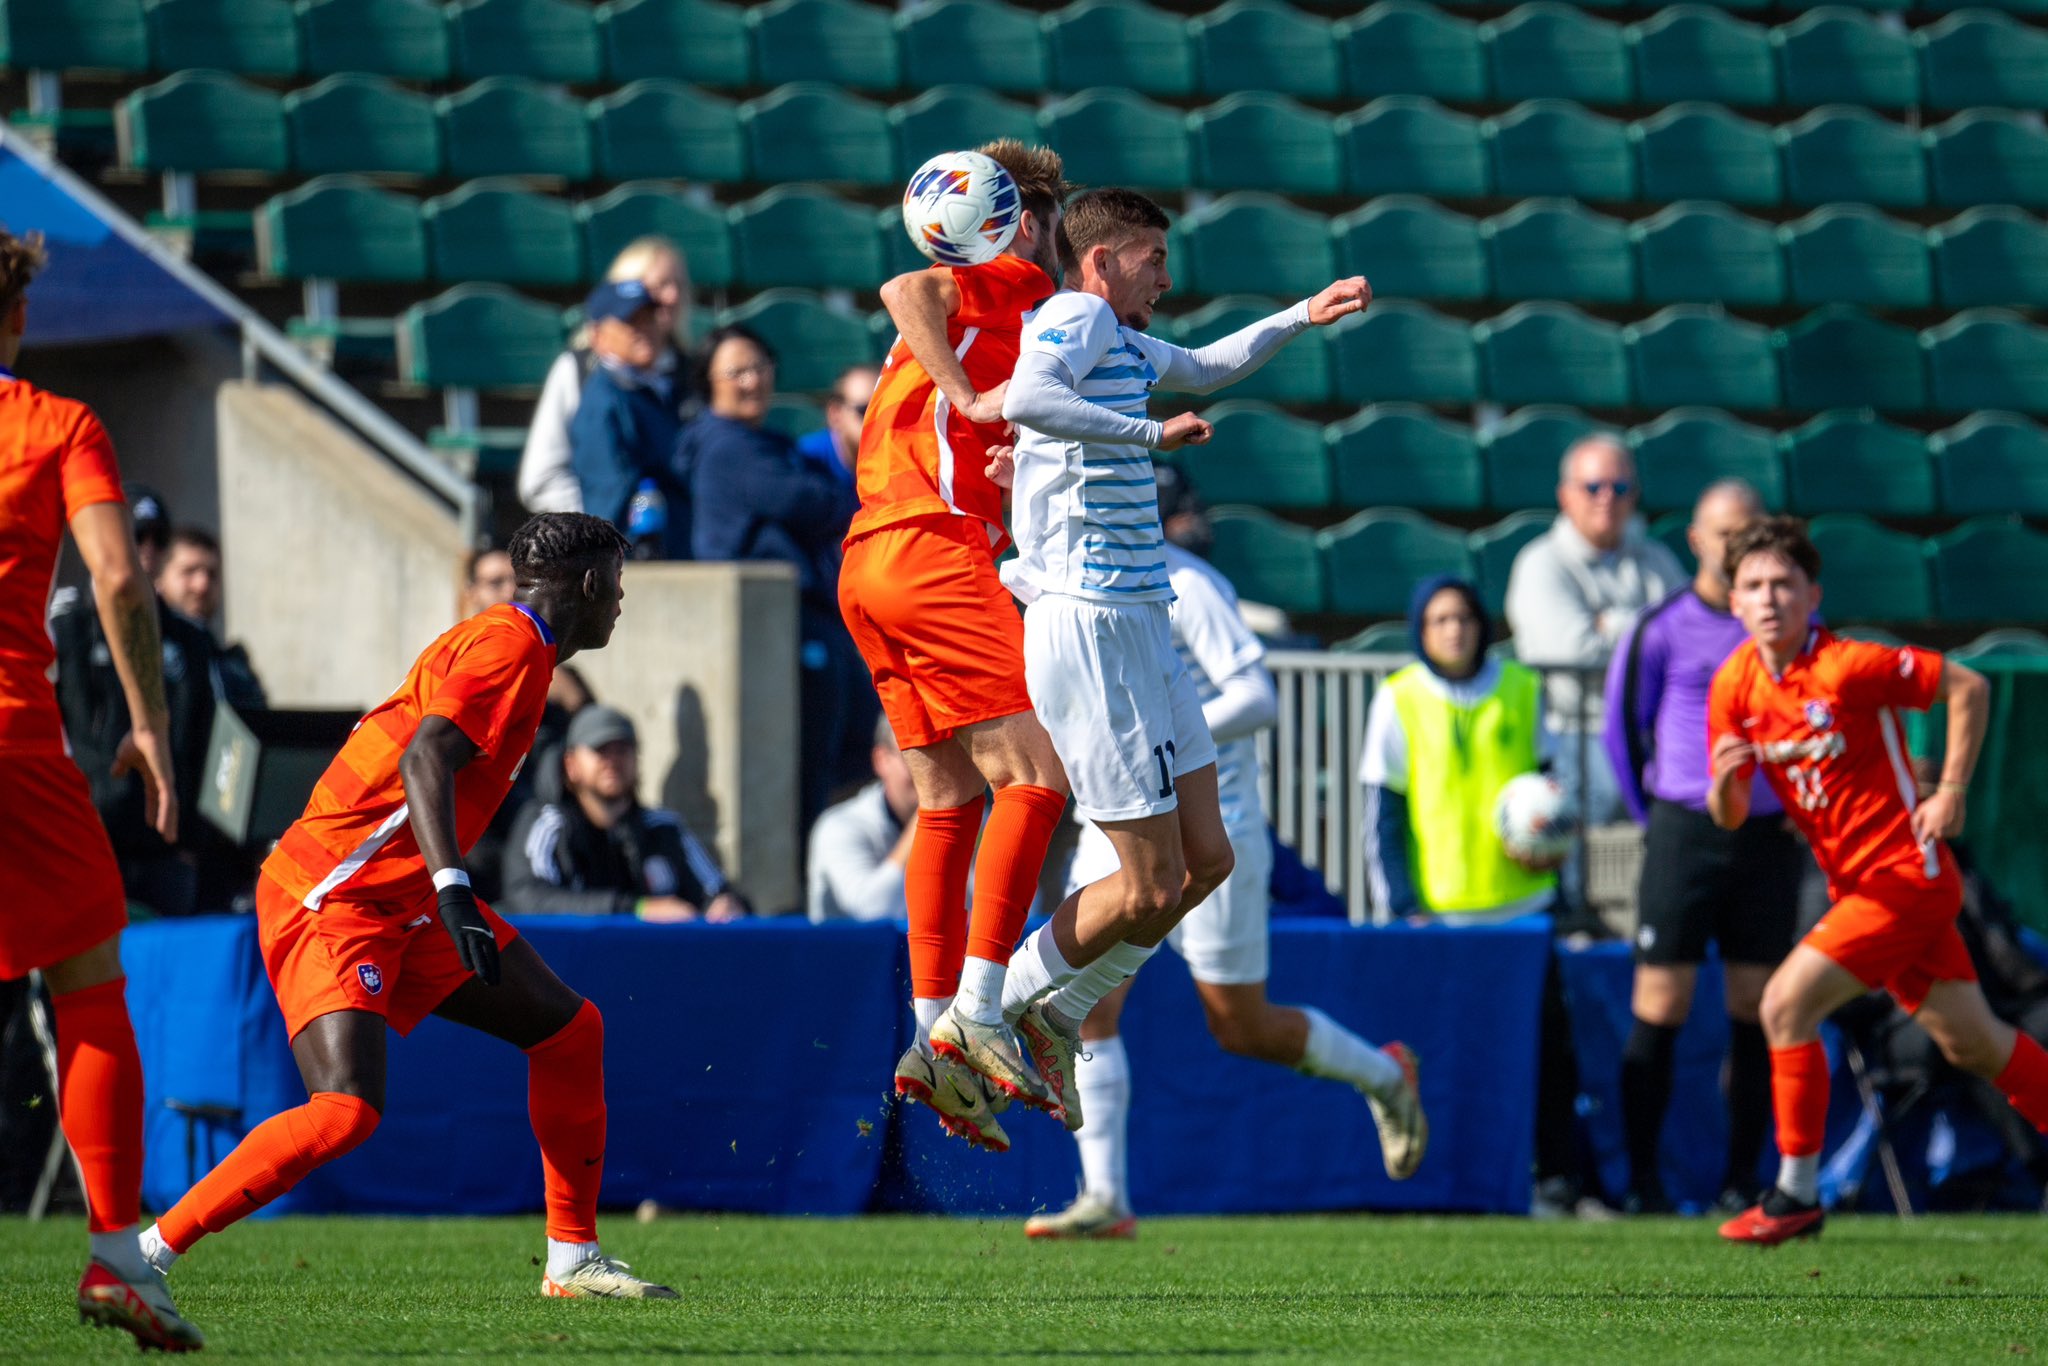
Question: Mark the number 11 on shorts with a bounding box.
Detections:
[1153,741,1176,799]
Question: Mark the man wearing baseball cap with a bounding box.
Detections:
[568,280,691,555]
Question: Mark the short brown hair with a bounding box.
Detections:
[977,139,1068,228]
[1724,514,1821,586]
[1057,187,1170,277]
[0,230,49,317]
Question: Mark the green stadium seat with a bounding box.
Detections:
[1339,97,1489,199]
[1338,3,1487,103]
[1916,12,2048,113]
[1039,89,1189,191]
[1191,0,1341,100]
[1169,296,1330,404]
[755,395,821,442]
[1470,510,1555,616]
[1041,0,1192,99]
[1631,103,1781,207]
[1781,410,1933,515]
[423,180,582,287]
[1625,307,1779,412]
[897,0,1046,96]
[1481,405,1600,510]
[577,182,732,288]
[1189,93,1341,197]
[296,0,447,81]
[1326,302,1477,405]
[1776,306,1925,413]
[1805,515,1932,623]
[147,0,299,77]
[1777,106,1926,208]
[2,0,148,72]
[728,185,880,292]
[719,289,876,394]
[1771,10,1917,109]
[1930,412,2048,516]
[596,0,750,86]
[1480,198,1634,304]
[1208,507,1325,613]
[1627,7,1775,107]
[1327,404,1484,512]
[1321,509,1474,618]
[1931,207,2048,310]
[1476,302,1629,410]
[1925,111,2048,210]
[740,84,891,187]
[446,0,598,84]
[749,0,898,92]
[1482,4,1632,105]
[1631,201,1783,307]
[284,73,438,177]
[1649,509,1696,575]
[1630,407,1784,511]
[890,87,1037,178]
[1930,518,2048,624]
[1923,309,2048,416]
[1332,196,1487,303]
[1171,401,1331,510]
[117,70,287,174]
[1332,621,1413,655]
[255,175,425,282]
[1779,205,1931,309]
[1953,628,2048,661]
[874,206,928,281]
[1179,193,1334,301]
[589,80,743,184]
[398,283,564,390]
[1485,99,1635,203]
[439,77,589,181]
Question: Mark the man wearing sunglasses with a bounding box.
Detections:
[798,364,878,490]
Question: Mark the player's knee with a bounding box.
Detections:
[1933,1028,2004,1078]
[1756,980,1808,1046]
[1115,869,1183,931]
[307,1091,382,1157]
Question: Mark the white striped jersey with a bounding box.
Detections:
[1164,544,1269,832]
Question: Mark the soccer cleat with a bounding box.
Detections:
[894,1040,1012,1152]
[77,1257,206,1352]
[1025,1190,1137,1241]
[929,1006,1057,1114]
[1015,1002,1083,1132]
[1718,1189,1825,1247]
[1367,1042,1428,1181]
[542,1253,679,1299]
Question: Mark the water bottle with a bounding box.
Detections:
[626,478,666,560]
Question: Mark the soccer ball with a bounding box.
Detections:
[1494,773,1580,863]
[901,150,1022,268]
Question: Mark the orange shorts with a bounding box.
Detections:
[0,753,128,979]
[839,512,1032,749]
[1803,861,1975,1014]
[256,872,519,1041]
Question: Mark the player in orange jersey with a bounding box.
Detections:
[136,513,676,1301]
[0,230,203,1351]
[841,140,1069,1144]
[1706,516,2048,1245]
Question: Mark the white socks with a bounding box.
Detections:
[913,995,952,1036]
[93,1224,157,1280]
[954,957,1007,1026]
[546,1238,602,1281]
[1297,1006,1402,1099]
[1001,925,1076,1023]
[1075,1036,1131,1213]
[1045,941,1158,1032]
[1777,1152,1820,1205]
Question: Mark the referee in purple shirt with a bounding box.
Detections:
[1603,481,1807,1214]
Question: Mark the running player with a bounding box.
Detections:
[0,229,203,1351]
[137,513,676,1300]
[841,141,1071,1145]
[1707,516,2048,1245]
[1026,467,1425,1239]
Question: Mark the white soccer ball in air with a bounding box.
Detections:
[1494,773,1579,864]
[901,150,1022,268]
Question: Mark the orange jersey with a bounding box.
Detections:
[848,253,1055,547]
[1708,629,1945,892]
[264,603,556,908]
[0,371,124,755]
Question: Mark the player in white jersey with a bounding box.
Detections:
[1024,469,1427,1238]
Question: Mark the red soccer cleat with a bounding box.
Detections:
[1718,1190,1825,1247]
[77,1257,206,1352]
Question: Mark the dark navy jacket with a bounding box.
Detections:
[679,415,858,609]
[569,361,687,542]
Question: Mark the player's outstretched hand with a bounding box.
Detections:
[961,381,1010,427]
[1912,787,1966,843]
[1158,413,1213,452]
[1307,277,1372,326]
[113,727,178,843]
[984,444,1016,489]
[437,884,501,985]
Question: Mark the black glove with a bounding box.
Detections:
[437,883,501,986]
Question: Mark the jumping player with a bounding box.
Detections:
[1707,516,2048,1244]
[841,141,1071,1146]
[0,229,203,1350]
[137,513,676,1300]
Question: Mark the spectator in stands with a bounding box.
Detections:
[569,280,692,556]
[807,715,918,922]
[501,705,747,921]
[679,325,866,831]
[155,527,267,711]
[796,364,878,490]
[519,236,690,514]
[461,546,517,618]
[130,485,172,578]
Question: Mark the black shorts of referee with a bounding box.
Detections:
[1634,799,1804,967]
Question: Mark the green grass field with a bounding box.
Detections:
[5,1213,2046,1362]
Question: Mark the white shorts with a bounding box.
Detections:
[1023,595,1218,823]
[1066,817,1273,985]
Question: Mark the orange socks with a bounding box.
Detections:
[526,1000,606,1244]
[905,798,984,999]
[158,1091,379,1252]
[966,784,1065,966]
[1770,1040,1830,1158]
[1995,1031,2048,1133]
[51,978,143,1234]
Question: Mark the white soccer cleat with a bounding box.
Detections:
[1015,1002,1083,1131]
[1025,1190,1137,1241]
[928,1006,1057,1113]
[541,1253,679,1300]
[1369,1042,1428,1181]
[77,1257,205,1352]
[894,1040,1012,1152]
